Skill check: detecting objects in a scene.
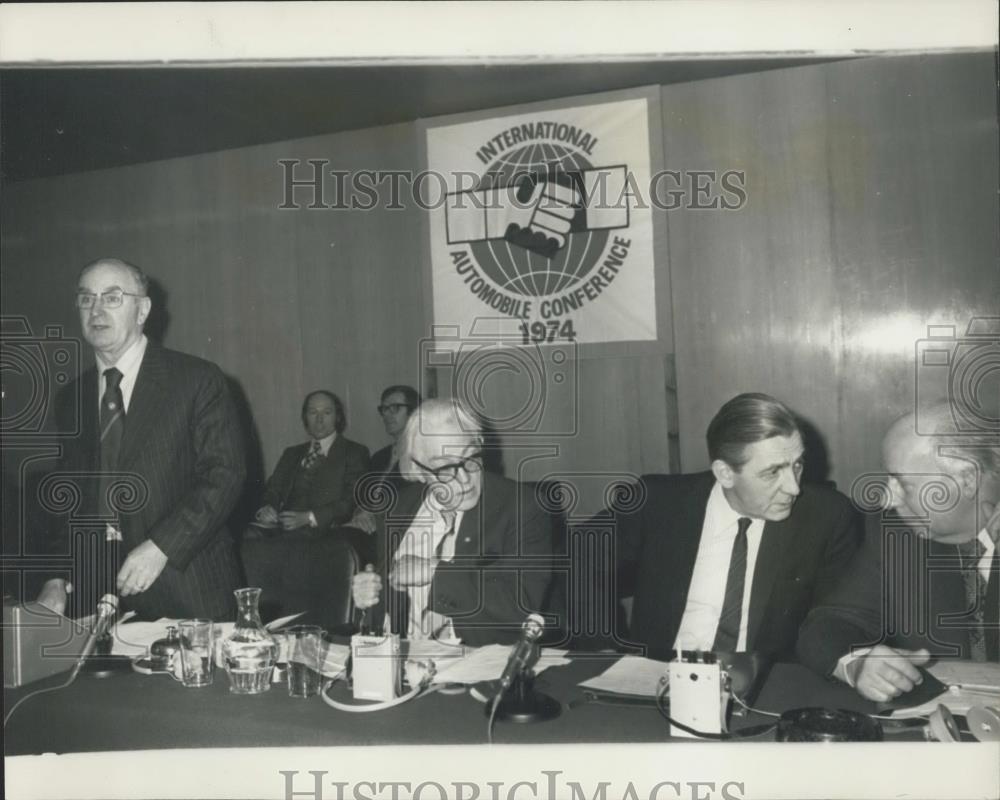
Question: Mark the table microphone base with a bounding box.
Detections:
[79,654,132,679]
[487,675,562,724]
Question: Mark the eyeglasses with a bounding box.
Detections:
[377,403,411,415]
[76,289,146,310]
[411,451,483,484]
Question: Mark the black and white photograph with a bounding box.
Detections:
[2,3,998,799]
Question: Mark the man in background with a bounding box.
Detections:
[798,403,999,701]
[347,384,420,534]
[38,258,245,620]
[618,392,861,662]
[255,390,369,532]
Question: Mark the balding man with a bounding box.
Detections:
[37,258,245,620]
[798,403,999,701]
[351,398,559,646]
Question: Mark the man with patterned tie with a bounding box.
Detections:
[37,258,245,620]
[350,398,560,646]
[798,403,999,701]
[617,393,861,662]
[255,390,369,532]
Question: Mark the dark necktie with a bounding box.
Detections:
[99,367,125,512]
[956,537,987,662]
[713,517,752,653]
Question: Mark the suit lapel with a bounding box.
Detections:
[456,472,499,556]
[662,475,714,645]
[118,346,170,468]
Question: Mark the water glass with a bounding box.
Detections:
[178,618,214,688]
[286,625,325,698]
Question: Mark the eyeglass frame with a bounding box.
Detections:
[76,289,147,310]
[377,402,413,416]
[410,451,483,484]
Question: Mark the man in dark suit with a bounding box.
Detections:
[255,390,369,531]
[618,393,860,662]
[797,404,999,702]
[37,258,245,621]
[351,398,558,646]
[347,384,420,534]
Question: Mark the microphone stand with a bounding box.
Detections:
[486,643,562,724]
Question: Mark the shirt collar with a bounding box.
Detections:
[96,334,147,381]
[707,480,746,531]
[312,431,338,456]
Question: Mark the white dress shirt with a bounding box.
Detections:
[308,431,338,458]
[390,496,464,642]
[95,334,148,412]
[673,481,765,652]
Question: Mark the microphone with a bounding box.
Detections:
[497,613,545,692]
[70,594,119,681]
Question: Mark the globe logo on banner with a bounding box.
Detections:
[429,97,656,346]
[446,143,629,301]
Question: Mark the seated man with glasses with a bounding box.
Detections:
[346,385,421,534]
[351,398,561,646]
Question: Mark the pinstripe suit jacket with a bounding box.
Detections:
[51,345,245,620]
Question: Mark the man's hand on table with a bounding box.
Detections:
[37,578,71,615]
[117,540,169,596]
[845,644,931,702]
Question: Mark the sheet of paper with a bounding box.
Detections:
[430,644,570,685]
[265,612,305,631]
[578,655,668,697]
[928,659,1000,690]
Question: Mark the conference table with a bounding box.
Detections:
[4,650,910,754]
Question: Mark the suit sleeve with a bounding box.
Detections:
[261,449,297,510]
[430,491,556,646]
[314,443,370,528]
[148,365,246,570]
[797,512,880,676]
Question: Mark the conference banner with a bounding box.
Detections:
[424,93,658,347]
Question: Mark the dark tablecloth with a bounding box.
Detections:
[4,654,879,755]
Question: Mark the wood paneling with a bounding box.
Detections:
[664,53,999,490]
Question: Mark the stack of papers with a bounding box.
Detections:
[578,656,668,697]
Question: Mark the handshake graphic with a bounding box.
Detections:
[445,167,630,259]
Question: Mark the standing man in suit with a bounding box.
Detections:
[351,398,559,646]
[618,393,860,662]
[37,258,245,620]
[255,390,369,531]
[797,404,999,701]
[347,384,420,534]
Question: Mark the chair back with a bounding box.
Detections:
[240,531,357,631]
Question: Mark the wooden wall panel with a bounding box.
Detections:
[1,123,426,495]
[663,53,999,489]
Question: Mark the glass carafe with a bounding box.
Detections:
[222,587,277,694]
